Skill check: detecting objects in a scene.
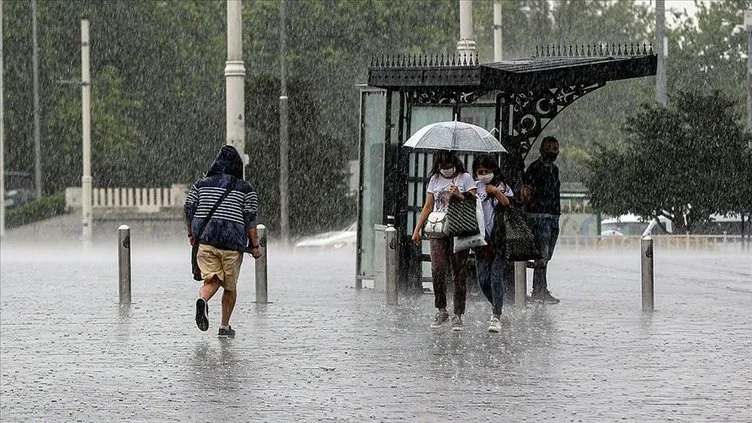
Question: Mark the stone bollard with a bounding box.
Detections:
[118,225,132,305]
[254,224,269,303]
[385,220,398,305]
[641,236,654,312]
[514,261,527,307]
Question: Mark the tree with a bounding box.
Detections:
[585,90,752,232]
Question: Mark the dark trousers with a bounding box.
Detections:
[429,238,469,316]
[474,245,506,316]
[528,215,560,294]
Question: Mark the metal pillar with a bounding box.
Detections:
[641,236,654,312]
[118,225,132,305]
[279,0,290,246]
[81,20,92,248]
[745,11,752,133]
[225,0,247,175]
[32,0,41,199]
[385,220,398,305]
[656,0,666,105]
[514,261,526,307]
[0,0,5,238]
[457,0,476,56]
[493,0,502,62]
[255,224,269,303]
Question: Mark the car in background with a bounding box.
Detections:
[600,213,673,236]
[293,221,357,253]
[3,171,37,209]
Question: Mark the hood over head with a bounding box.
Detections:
[206,145,244,179]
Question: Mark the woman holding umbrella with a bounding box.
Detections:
[411,150,477,331]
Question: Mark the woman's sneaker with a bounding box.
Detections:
[195,298,209,331]
[218,326,235,338]
[488,317,502,333]
[451,315,464,331]
[431,310,450,328]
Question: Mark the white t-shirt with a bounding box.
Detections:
[476,180,514,235]
[427,172,476,213]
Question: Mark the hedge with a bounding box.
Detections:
[5,192,67,229]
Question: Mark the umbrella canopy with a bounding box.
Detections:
[403,121,507,153]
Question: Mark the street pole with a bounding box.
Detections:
[81,20,92,248]
[279,0,289,246]
[493,0,502,62]
[225,0,246,177]
[457,0,476,57]
[0,0,5,238]
[745,11,752,132]
[656,0,667,105]
[32,0,41,198]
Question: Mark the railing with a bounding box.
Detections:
[65,185,188,212]
[91,187,175,207]
[557,234,747,251]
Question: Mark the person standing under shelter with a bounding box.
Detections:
[522,136,561,304]
[184,145,262,338]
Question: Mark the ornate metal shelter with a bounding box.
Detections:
[357,44,657,291]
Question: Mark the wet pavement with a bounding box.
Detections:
[1,241,751,422]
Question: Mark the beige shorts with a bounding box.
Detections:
[196,244,243,291]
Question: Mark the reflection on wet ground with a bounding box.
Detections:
[1,244,750,421]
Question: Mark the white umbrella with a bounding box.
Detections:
[403,121,507,153]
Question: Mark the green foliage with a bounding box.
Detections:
[5,192,67,229]
[244,75,356,235]
[585,90,752,232]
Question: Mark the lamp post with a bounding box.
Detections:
[1,0,5,238]
[279,0,290,246]
[745,10,752,131]
[81,20,92,248]
[32,0,41,199]
[493,0,502,62]
[457,0,476,56]
[225,0,246,176]
[656,0,667,105]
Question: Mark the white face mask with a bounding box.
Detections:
[478,173,494,184]
[439,167,455,178]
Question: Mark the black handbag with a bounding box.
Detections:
[446,194,480,238]
[502,205,541,262]
[190,180,236,281]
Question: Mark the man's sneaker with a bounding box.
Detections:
[532,290,560,304]
[488,317,502,333]
[218,326,235,338]
[451,315,464,331]
[195,298,209,331]
[431,310,450,328]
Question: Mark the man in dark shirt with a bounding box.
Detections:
[522,136,561,304]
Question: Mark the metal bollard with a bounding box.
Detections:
[641,236,654,312]
[117,225,131,304]
[254,224,268,303]
[385,221,398,305]
[514,261,527,307]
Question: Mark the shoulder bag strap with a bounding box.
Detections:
[195,178,237,241]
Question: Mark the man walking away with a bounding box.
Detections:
[522,136,561,304]
[184,145,262,338]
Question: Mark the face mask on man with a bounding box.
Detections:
[477,173,494,184]
[439,167,455,178]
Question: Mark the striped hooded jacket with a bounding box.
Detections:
[184,145,259,253]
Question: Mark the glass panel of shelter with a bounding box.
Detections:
[357,90,386,280]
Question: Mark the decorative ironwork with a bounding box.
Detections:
[534,42,653,58]
[412,88,489,105]
[370,52,479,69]
[503,82,605,158]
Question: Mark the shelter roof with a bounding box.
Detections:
[368,44,657,92]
